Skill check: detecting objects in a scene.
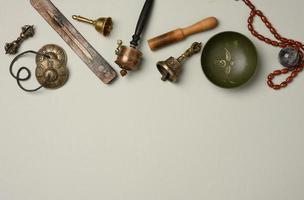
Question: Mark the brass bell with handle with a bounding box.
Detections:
[157,42,202,82]
[72,15,113,36]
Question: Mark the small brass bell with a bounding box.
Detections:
[72,15,113,36]
[157,42,202,82]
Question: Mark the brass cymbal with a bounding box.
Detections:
[35,44,69,89]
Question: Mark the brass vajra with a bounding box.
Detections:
[5,25,35,55]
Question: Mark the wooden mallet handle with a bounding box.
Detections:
[148,17,218,51]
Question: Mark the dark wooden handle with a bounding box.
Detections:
[130,0,154,47]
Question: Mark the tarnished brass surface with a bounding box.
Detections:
[115,40,143,77]
[157,57,182,82]
[157,42,202,82]
[31,0,117,84]
[36,44,68,89]
[72,15,113,36]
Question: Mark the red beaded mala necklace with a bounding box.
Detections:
[240,0,304,90]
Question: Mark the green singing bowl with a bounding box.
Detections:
[201,31,257,88]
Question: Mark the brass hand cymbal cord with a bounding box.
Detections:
[9,51,50,92]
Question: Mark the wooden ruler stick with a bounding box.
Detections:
[30,0,117,84]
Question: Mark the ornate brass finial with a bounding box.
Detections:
[157,42,202,82]
[5,25,35,55]
[72,15,113,36]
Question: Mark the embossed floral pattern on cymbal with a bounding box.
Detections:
[36,44,69,89]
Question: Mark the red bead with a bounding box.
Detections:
[280,82,288,88]
[296,67,303,72]
[268,74,275,80]
[281,68,289,74]
[270,28,277,34]
[279,43,287,48]
[248,24,253,31]
[274,33,281,40]
[251,31,258,37]
[264,20,270,26]
[273,85,281,90]
[256,10,263,16]
[267,81,274,87]
[271,41,279,46]
[264,38,271,43]
[296,42,303,47]
[273,70,282,75]
[258,35,265,40]
[286,77,293,83]
[291,71,298,78]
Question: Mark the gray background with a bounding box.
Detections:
[0,0,303,200]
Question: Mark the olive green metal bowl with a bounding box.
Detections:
[201,31,257,88]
